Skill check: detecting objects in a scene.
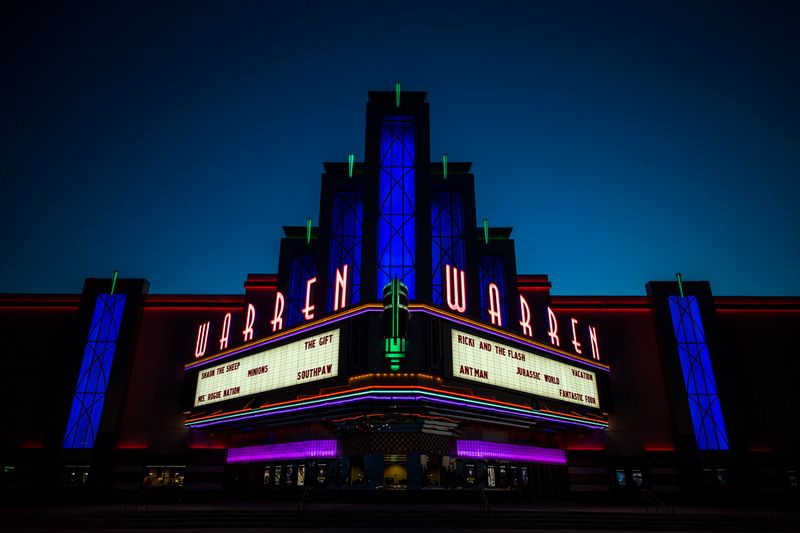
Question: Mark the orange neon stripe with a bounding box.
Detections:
[185,385,605,425]
[185,385,537,423]
[540,409,606,423]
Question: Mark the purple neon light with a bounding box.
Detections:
[410,306,609,372]
[187,391,606,430]
[455,440,566,465]
[227,439,340,463]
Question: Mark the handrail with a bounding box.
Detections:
[297,485,312,516]
[479,488,491,513]
[641,488,674,521]
[119,484,156,515]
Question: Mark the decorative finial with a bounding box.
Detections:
[395,81,401,108]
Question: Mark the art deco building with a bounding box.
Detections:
[1,89,798,502]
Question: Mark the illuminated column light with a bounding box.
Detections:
[271,292,285,332]
[488,283,503,327]
[219,313,231,350]
[242,303,256,341]
[547,307,560,347]
[333,264,349,311]
[302,277,317,320]
[518,295,533,337]
[195,321,210,358]
[570,318,582,354]
[445,264,467,313]
[589,325,600,360]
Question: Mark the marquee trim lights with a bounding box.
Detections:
[185,385,608,430]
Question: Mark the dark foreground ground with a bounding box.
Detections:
[1,499,798,532]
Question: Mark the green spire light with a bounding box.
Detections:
[348,153,354,178]
[306,217,312,244]
[676,272,684,298]
[110,269,119,295]
[483,218,489,244]
[395,81,401,108]
[442,153,448,180]
[383,277,408,372]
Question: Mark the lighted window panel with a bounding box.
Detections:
[668,295,729,451]
[377,116,416,299]
[328,192,363,310]
[63,293,126,449]
[286,255,316,327]
[479,255,507,324]
[431,191,465,305]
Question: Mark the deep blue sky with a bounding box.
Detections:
[2,1,799,296]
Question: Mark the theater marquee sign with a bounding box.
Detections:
[194,329,340,407]
[451,329,600,408]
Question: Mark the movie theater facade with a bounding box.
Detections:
[1,90,798,502]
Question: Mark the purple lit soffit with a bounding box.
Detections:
[455,440,566,465]
[226,439,340,463]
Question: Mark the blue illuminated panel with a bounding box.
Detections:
[431,192,465,305]
[668,295,729,451]
[377,116,416,299]
[479,255,506,323]
[63,293,126,449]
[287,255,316,327]
[328,192,363,310]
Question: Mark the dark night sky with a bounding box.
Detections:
[2,0,799,296]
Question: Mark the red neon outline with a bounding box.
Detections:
[271,292,285,332]
[547,306,560,347]
[187,303,383,369]
[195,321,210,358]
[409,304,610,370]
[570,318,582,354]
[518,294,533,337]
[445,264,467,313]
[333,264,348,311]
[219,312,231,350]
[242,303,255,342]
[302,277,317,320]
[589,325,600,360]
[488,282,503,326]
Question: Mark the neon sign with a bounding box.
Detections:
[301,277,317,320]
[451,329,600,408]
[445,264,467,313]
[194,329,340,407]
[271,292,285,332]
[191,266,602,363]
[518,295,533,337]
[333,264,348,311]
